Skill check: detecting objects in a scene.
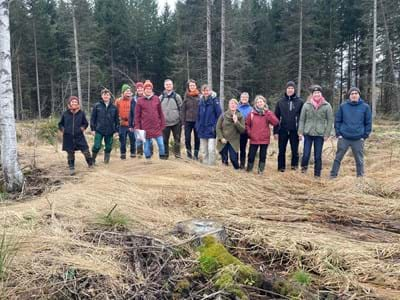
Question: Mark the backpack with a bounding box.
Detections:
[160,92,181,112]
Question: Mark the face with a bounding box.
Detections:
[164,80,173,92]
[144,87,153,96]
[202,87,210,97]
[256,98,265,109]
[350,91,360,102]
[136,87,144,96]
[70,99,79,109]
[123,89,133,99]
[240,94,249,104]
[102,93,111,102]
[229,100,238,111]
[188,82,197,92]
[286,86,295,96]
[312,91,322,99]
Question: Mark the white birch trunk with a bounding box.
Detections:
[72,6,82,101]
[207,0,212,90]
[87,56,91,112]
[297,0,303,97]
[371,0,377,118]
[219,0,225,110]
[0,0,24,192]
[33,19,41,119]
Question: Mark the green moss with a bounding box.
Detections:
[174,279,190,293]
[198,236,261,299]
[292,269,312,286]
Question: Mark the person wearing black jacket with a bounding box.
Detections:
[273,81,304,172]
[90,88,119,164]
[58,96,93,175]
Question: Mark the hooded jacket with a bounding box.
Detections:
[58,109,89,152]
[216,110,245,152]
[245,109,279,145]
[134,94,166,139]
[195,94,222,139]
[298,100,333,137]
[335,99,372,140]
[159,91,183,126]
[90,100,119,136]
[273,93,303,134]
[238,103,253,120]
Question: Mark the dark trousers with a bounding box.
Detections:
[67,150,92,168]
[119,126,136,155]
[277,129,299,170]
[239,132,249,167]
[301,135,324,176]
[248,144,268,165]
[184,121,200,158]
[163,123,182,158]
[92,132,113,154]
[220,143,239,169]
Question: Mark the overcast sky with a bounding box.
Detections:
[158,0,177,12]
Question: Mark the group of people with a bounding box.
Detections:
[58,79,372,178]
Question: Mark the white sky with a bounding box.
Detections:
[158,0,177,12]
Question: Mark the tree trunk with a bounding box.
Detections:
[371,0,377,118]
[186,50,190,81]
[33,19,41,119]
[219,0,225,110]
[72,6,82,101]
[0,0,24,192]
[87,56,91,112]
[207,0,212,90]
[297,0,303,97]
[340,45,344,104]
[111,44,115,96]
[17,56,24,120]
[14,56,19,121]
[50,72,55,115]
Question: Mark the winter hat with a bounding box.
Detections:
[310,85,323,93]
[101,88,111,95]
[348,87,361,96]
[68,96,79,104]
[286,81,296,89]
[121,84,132,94]
[143,80,153,90]
[135,82,144,89]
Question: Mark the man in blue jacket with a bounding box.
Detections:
[330,87,372,178]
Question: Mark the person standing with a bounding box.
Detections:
[130,82,144,157]
[273,81,304,172]
[182,79,200,160]
[58,96,93,175]
[245,95,279,174]
[237,92,253,169]
[134,80,166,161]
[115,84,136,159]
[90,88,119,164]
[196,84,222,165]
[160,79,183,159]
[298,85,334,177]
[216,99,245,169]
[330,87,372,178]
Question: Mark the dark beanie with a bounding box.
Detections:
[310,85,322,93]
[286,81,296,89]
[348,87,361,96]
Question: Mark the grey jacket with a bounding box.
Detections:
[298,101,334,137]
[160,91,183,127]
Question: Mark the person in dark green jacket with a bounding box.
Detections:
[216,99,245,169]
[90,88,119,164]
[298,85,333,177]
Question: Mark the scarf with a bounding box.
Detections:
[311,95,325,110]
[254,106,265,115]
[187,89,200,97]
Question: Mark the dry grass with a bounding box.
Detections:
[0,120,399,299]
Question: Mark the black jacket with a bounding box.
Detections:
[273,93,304,134]
[90,100,119,136]
[58,109,89,152]
[128,98,137,129]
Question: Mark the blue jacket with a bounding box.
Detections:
[335,99,372,140]
[238,103,252,119]
[195,95,222,139]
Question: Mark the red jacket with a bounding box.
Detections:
[246,110,279,144]
[134,95,165,138]
[115,97,131,127]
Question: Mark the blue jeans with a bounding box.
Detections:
[119,126,136,154]
[144,136,165,159]
[301,135,324,176]
[220,143,239,169]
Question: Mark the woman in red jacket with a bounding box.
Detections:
[245,95,279,174]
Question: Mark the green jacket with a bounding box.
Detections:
[216,110,245,152]
[298,101,333,137]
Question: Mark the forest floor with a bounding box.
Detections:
[0,120,399,299]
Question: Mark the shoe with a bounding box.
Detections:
[69,168,75,176]
[246,163,254,172]
[104,153,110,164]
[159,155,168,160]
[130,153,136,158]
[120,153,126,160]
[278,168,285,172]
[92,152,98,165]
[291,166,298,170]
[301,167,307,173]
[239,163,245,169]
[258,162,266,174]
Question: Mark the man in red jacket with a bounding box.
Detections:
[134,80,166,160]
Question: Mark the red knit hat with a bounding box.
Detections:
[136,82,144,89]
[143,80,153,90]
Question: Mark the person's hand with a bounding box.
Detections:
[299,134,303,141]
[221,138,227,144]
[232,113,238,123]
[91,131,96,136]
[274,134,278,141]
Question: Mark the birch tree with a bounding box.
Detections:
[219,0,225,109]
[371,0,377,118]
[297,0,303,97]
[207,0,212,90]
[0,0,24,192]
[72,4,82,101]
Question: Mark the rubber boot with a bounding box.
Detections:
[194,149,199,160]
[258,162,266,174]
[68,160,75,176]
[120,153,126,160]
[187,150,193,159]
[239,161,245,170]
[83,150,93,167]
[92,151,98,165]
[104,152,111,164]
[246,162,254,172]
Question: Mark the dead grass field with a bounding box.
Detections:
[0,120,399,299]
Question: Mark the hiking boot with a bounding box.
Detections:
[159,155,168,160]
[104,153,111,164]
[92,151,98,165]
[278,168,285,172]
[68,159,75,176]
[194,150,199,160]
[187,150,193,159]
[83,150,93,167]
[246,162,254,172]
[258,162,266,174]
[130,153,136,158]
[301,166,307,174]
[120,153,126,160]
[239,162,245,169]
